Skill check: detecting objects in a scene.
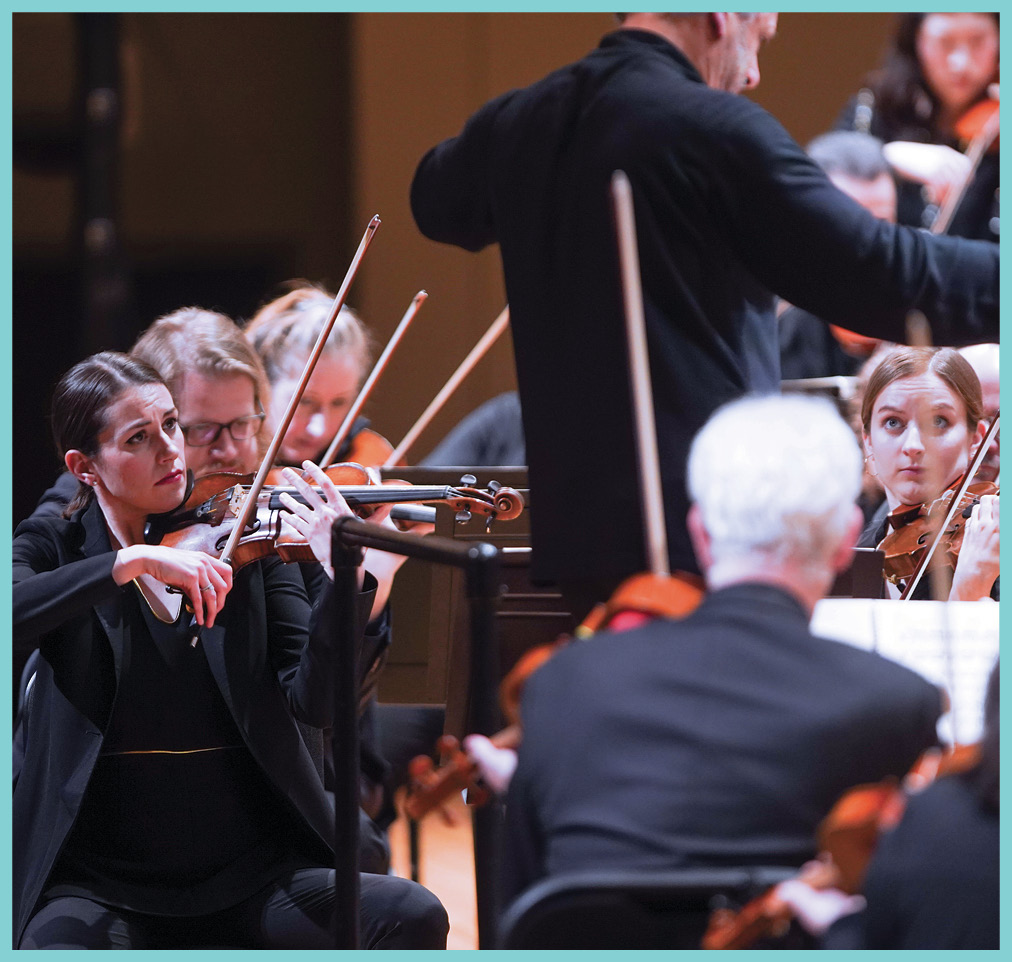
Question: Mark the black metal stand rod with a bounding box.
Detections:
[331,514,495,567]
[330,527,363,949]
[331,516,503,948]
[464,542,503,948]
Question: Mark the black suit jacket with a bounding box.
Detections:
[11,500,372,945]
[502,583,942,904]
[411,28,999,585]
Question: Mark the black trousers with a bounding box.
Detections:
[20,866,448,949]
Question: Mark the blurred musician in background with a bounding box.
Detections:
[422,391,526,468]
[244,285,381,470]
[789,661,999,950]
[837,12,999,242]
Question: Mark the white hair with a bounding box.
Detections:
[687,394,862,576]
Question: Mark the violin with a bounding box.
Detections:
[701,743,981,949]
[499,571,704,724]
[403,728,521,822]
[266,430,395,485]
[954,96,999,155]
[932,90,999,234]
[145,463,523,571]
[878,480,999,587]
[342,427,398,468]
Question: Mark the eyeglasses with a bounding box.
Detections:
[180,411,266,447]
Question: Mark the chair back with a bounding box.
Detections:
[498,866,802,949]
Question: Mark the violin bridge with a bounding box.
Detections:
[228,485,247,517]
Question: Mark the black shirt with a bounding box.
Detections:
[47,587,302,916]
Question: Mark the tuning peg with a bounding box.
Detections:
[459,474,477,486]
[455,509,472,523]
[488,480,501,493]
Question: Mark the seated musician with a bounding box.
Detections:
[501,394,942,910]
[858,345,999,600]
[23,308,402,859]
[12,352,448,949]
[780,660,1000,950]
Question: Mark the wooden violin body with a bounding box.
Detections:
[878,481,998,586]
[145,464,524,570]
[343,426,399,468]
[954,97,999,155]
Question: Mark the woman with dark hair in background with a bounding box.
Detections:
[837,12,999,241]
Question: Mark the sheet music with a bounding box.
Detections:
[811,599,998,744]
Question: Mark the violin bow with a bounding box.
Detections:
[190,214,381,644]
[900,411,1000,600]
[611,169,670,578]
[319,289,428,468]
[383,305,510,467]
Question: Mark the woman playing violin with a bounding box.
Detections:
[31,308,272,517]
[858,345,999,600]
[838,12,999,242]
[12,352,448,949]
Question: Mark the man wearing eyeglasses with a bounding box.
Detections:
[130,307,270,480]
